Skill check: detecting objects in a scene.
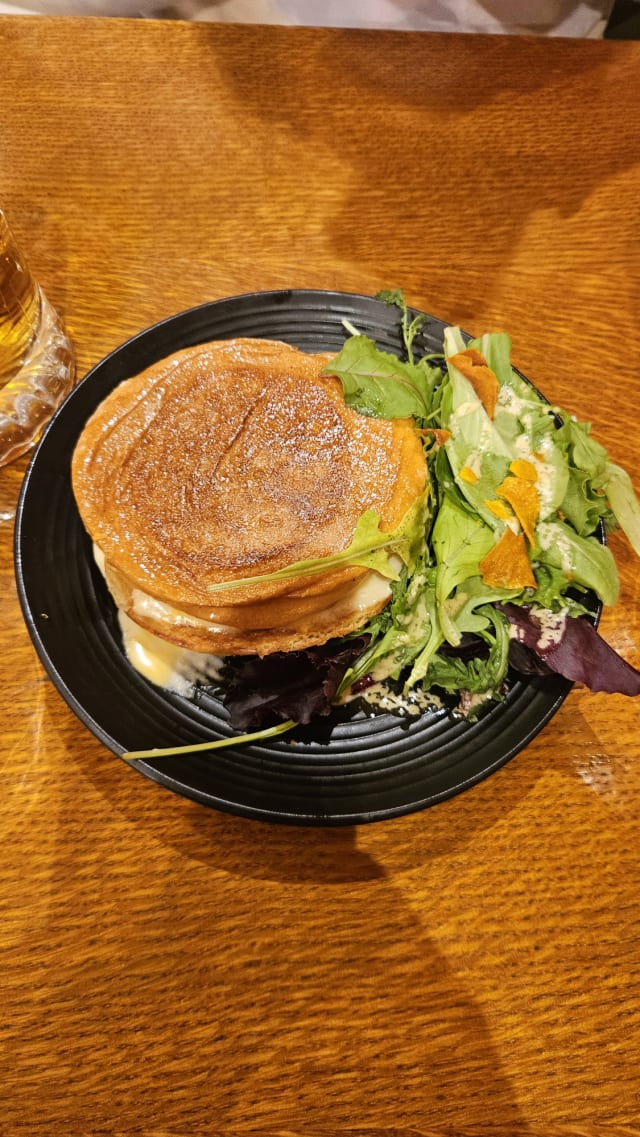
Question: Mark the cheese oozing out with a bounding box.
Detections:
[118,610,224,695]
[93,544,395,695]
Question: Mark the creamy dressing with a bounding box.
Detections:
[486,384,566,522]
[496,385,531,417]
[453,399,480,419]
[530,439,557,515]
[507,606,568,652]
[536,521,574,573]
[344,679,443,718]
[450,412,499,457]
[462,451,483,480]
[449,393,507,480]
[533,607,567,651]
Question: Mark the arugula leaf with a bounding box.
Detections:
[322,334,436,420]
[423,605,511,697]
[527,562,584,611]
[404,607,445,689]
[207,489,431,594]
[340,558,437,689]
[559,468,607,536]
[444,575,522,636]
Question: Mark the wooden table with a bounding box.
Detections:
[1,16,639,1134]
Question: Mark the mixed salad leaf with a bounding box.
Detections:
[221,637,369,732]
[125,292,640,758]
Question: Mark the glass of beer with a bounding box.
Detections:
[0,209,75,469]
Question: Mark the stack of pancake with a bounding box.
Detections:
[71,337,428,658]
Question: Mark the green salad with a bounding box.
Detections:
[325,290,640,706]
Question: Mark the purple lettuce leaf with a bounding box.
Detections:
[220,636,369,731]
[500,604,640,696]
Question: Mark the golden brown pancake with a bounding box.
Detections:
[72,338,427,655]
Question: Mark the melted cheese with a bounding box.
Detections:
[94,543,394,696]
[130,589,241,635]
[118,611,224,695]
[93,545,223,693]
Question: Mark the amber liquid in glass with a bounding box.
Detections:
[0,218,41,386]
[0,211,75,470]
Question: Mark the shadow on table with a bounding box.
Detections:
[33,691,539,1134]
[175,755,537,883]
[39,679,638,1130]
[44,676,542,884]
[205,26,637,325]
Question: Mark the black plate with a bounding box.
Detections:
[15,290,577,825]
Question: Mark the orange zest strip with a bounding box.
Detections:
[497,475,540,545]
[448,348,500,419]
[484,499,512,521]
[509,458,538,483]
[459,465,479,484]
[479,526,537,590]
[417,427,452,444]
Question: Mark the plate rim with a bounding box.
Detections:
[14,288,582,825]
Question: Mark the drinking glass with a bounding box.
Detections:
[0,209,75,471]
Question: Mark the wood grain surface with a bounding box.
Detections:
[1,16,639,1135]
